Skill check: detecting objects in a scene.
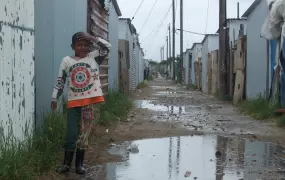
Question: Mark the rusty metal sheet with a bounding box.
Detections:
[0,0,35,140]
[88,0,109,94]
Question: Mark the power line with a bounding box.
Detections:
[177,29,206,36]
[141,6,172,45]
[143,3,172,53]
[144,3,173,50]
[139,0,159,34]
[131,0,145,20]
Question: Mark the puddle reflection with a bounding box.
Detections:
[104,135,285,180]
[135,100,185,115]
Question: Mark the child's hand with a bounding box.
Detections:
[77,32,98,42]
[51,101,57,112]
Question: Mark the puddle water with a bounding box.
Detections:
[135,100,186,114]
[104,135,285,180]
[156,91,186,94]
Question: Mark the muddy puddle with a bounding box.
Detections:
[135,100,186,114]
[96,135,285,180]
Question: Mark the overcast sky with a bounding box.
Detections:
[117,0,255,61]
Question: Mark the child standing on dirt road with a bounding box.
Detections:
[51,32,111,174]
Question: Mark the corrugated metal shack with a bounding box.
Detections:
[0,0,35,140]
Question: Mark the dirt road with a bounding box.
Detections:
[47,76,285,180]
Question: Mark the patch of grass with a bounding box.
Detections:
[186,84,197,90]
[98,90,133,126]
[0,90,133,179]
[0,112,66,180]
[237,94,278,120]
[276,116,285,127]
[147,76,153,81]
[137,81,148,89]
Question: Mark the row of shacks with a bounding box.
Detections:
[182,0,285,107]
[0,0,147,141]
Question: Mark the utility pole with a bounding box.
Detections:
[179,0,183,84]
[219,0,227,99]
[166,36,169,60]
[162,46,164,60]
[166,36,169,77]
[172,0,176,81]
[169,25,172,78]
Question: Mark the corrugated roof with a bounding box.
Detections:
[215,18,247,33]
[201,34,219,44]
[119,18,137,34]
[112,0,122,16]
[241,0,261,18]
[190,42,202,50]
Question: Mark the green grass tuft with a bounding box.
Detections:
[136,81,148,89]
[0,90,133,179]
[0,113,66,180]
[147,76,153,81]
[237,94,278,120]
[186,84,197,90]
[98,90,133,126]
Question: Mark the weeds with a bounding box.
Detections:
[137,81,148,89]
[148,76,153,81]
[0,113,66,180]
[98,90,133,126]
[237,94,278,120]
[0,90,133,179]
[277,116,285,127]
[186,84,197,90]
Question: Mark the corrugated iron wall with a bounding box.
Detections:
[88,0,109,94]
[0,0,35,140]
[131,35,137,91]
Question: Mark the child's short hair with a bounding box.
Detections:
[72,32,83,45]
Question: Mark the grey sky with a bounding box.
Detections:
[117,0,255,61]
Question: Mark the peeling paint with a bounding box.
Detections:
[0,0,35,141]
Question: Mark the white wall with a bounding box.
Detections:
[0,0,35,140]
[228,20,247,46]
[191,44,202,85]
[201,35,219,92]
[35,0,87,125]
[119,19,134,91]
[245,0,268,98]
[108,2,119,90]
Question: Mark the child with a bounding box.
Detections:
[51,32,111,174]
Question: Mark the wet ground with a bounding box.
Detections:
[43,75,285,180]
[104,135,285,180]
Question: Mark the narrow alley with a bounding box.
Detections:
[44,75,285,180]
[3,0,285,180]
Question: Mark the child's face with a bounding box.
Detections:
[72,40,91,58]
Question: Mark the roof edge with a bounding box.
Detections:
[112,0,122,16]
[241,0,261,18]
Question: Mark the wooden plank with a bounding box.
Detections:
[212,50,218,94]
[233,70,244,105]
[206,53,212,93]
[88,0,109,93]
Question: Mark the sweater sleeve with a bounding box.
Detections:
[51,58,68,102]
[88,37,112,65]
[88,49,108,65]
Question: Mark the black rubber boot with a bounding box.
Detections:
[56,151,74,173]
[75,148,86,174]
